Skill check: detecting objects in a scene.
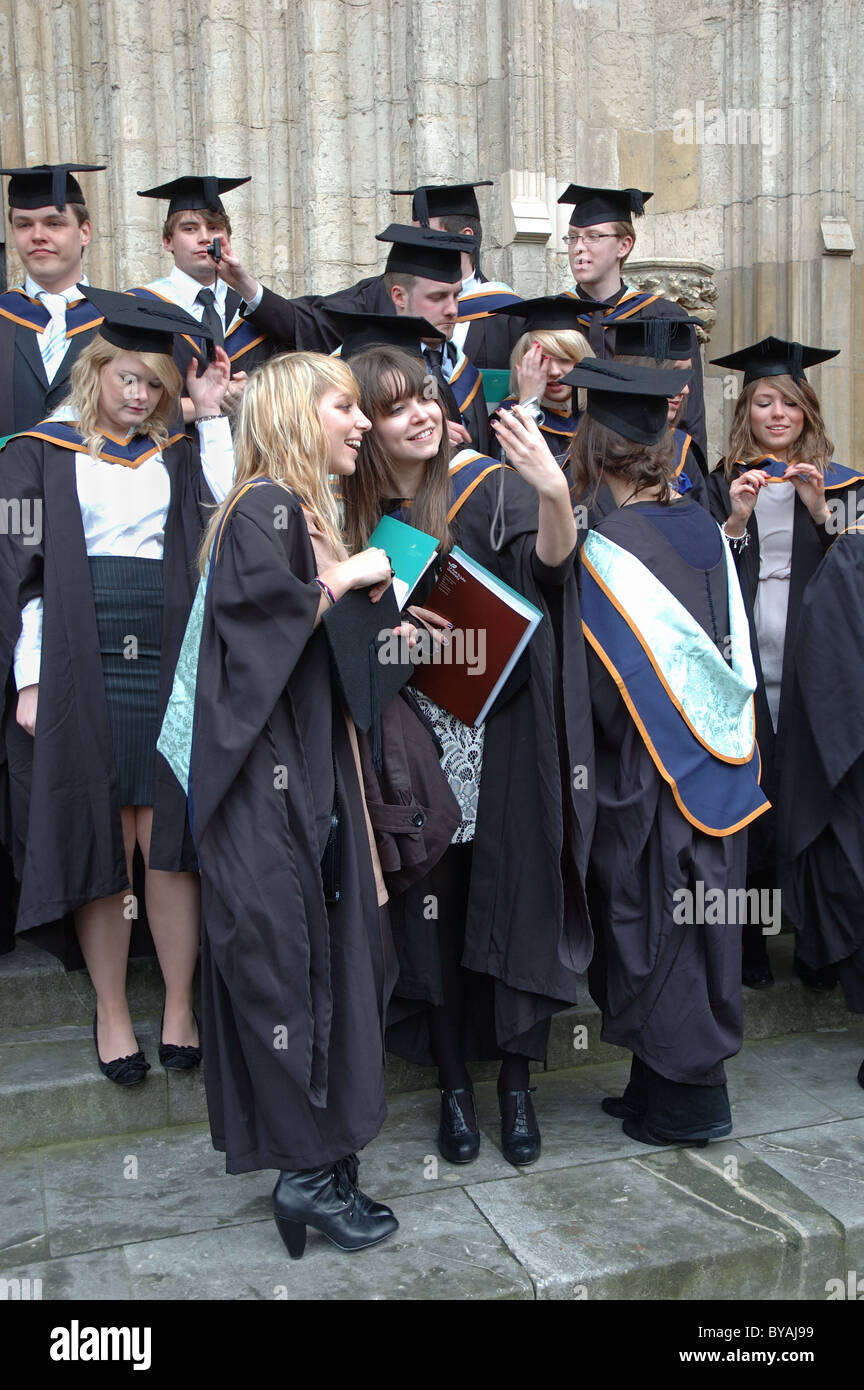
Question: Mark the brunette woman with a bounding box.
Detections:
[187,352,399,1257]
[569,357,769,1144]
[343,344,595,1168]
[0,286,231,1083]
[706,337,864,987]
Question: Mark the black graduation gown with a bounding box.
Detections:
[565,284,707,457]
[777,529,864,1012]
[584,501,747,1085]
[0,292,102,439]
[706,463,864,874]
[0,432,206,946]
[386,465,596,1062]
[188,483,389,1172]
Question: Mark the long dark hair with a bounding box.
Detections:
[570,413,676,505]
[343,346,453,554]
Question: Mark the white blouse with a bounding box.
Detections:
[13,418,235,689]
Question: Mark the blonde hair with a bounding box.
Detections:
[199,351,357,573]
[723,374,833,477]
[509,328,593,401]
[66,335,181,459]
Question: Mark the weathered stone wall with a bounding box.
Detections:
[0,0,859,460]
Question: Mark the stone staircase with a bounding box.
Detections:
[1,934,863,1300]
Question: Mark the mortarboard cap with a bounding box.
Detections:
[136,175,250,216]
[79,284,216,356]
[0,163,105,211]
[708,336,839,386]
[612,316,702,360]
[494,295,607,332]
[560,358,691,444]
[390,181,493,226]
[322,309,445,360]
[376,224,475,282]
[557,185,652,228]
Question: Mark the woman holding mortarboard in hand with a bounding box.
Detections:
[0,286,233,1083]
[706,338,864,988]
[343,339,595,1170]
[186,351,401,1259]
[572,358,769,1145]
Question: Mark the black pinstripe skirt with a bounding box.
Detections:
[88,556,164,807]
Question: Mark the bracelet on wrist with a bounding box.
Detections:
[314,577,336,606]
[722,520,750,551]
[195,413,223,423]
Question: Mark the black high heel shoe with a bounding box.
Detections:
[498,1086,541,1166]
[158,1008,202,1070]
[93,1013,150,1087]
[438,1088,480,1164]
[272,1154,398,1259]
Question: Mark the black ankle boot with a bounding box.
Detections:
[438,1088,480,1164]
[498,1086,541,1166]
[272,1156,398,1259]
[602,1055,651,1120]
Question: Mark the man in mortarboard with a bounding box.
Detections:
[0,162,105,954]
[0,163,105,440]
[557,184,707,457]
[130,176,270,425]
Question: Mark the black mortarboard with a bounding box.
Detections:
[0,162,105,211]
[557,185,652,228]
[493,295,608,331]
[390,181,493,226]
[323,310,445,360]
[79,284,215,356]
[560,359,691,444]
[708,336,839,386]
[376,224,475,282]
[612,316,702,360]
[136,175,250,216]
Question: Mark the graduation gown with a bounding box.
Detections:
[0,429,207,941]
[582,501,766,1084]
[561,284,707,457]
[385,458,596,1062]
[706,458,864,873]
[188,482,389,1172]
[777,528,864,1012]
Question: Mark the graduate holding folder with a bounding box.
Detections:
[344,341,595,1169]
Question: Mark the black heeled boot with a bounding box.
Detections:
[438,1088,480,1164]
[498,1086,541,1166]
[622,1071,732,1147]
[272,1155,398,1259]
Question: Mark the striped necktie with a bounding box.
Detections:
[37,292,70,383]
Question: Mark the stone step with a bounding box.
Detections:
[0,935,854,1153]
[2,1029,863,1300]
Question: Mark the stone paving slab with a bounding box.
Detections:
[0,1248,132,1301]
[745,1030,864,1121]
[0,1151,48,1271]
[122,1187,535,1301]
[741,1118,864,1270]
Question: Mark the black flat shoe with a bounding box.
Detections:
[93,1013,149,1087]
[857,1059,864,1091]
[793,954,838,991]
[158,1008,202,1070]
[601,1095,643,1120]
[272,1155,398,1259]
[622,1115,730,1147]
[499,1086,541,1166]
[438,1088,480,1164]
[742,963,774,989]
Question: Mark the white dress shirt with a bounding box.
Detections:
[13,417,234,688]
[24,274,90,381]
[142,264,233,332]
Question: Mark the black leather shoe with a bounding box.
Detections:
[622,1115,730,1147]
[793,954,838,991]
[158,1008,202,1070]
[93,1013,150,1087]
[438,1088,480,1164]
[272,1156,398,1259]
[601,1095,643,1120]
[857,1059,864,1091]
[742,963,774,989]
[499,1086,541,1166]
